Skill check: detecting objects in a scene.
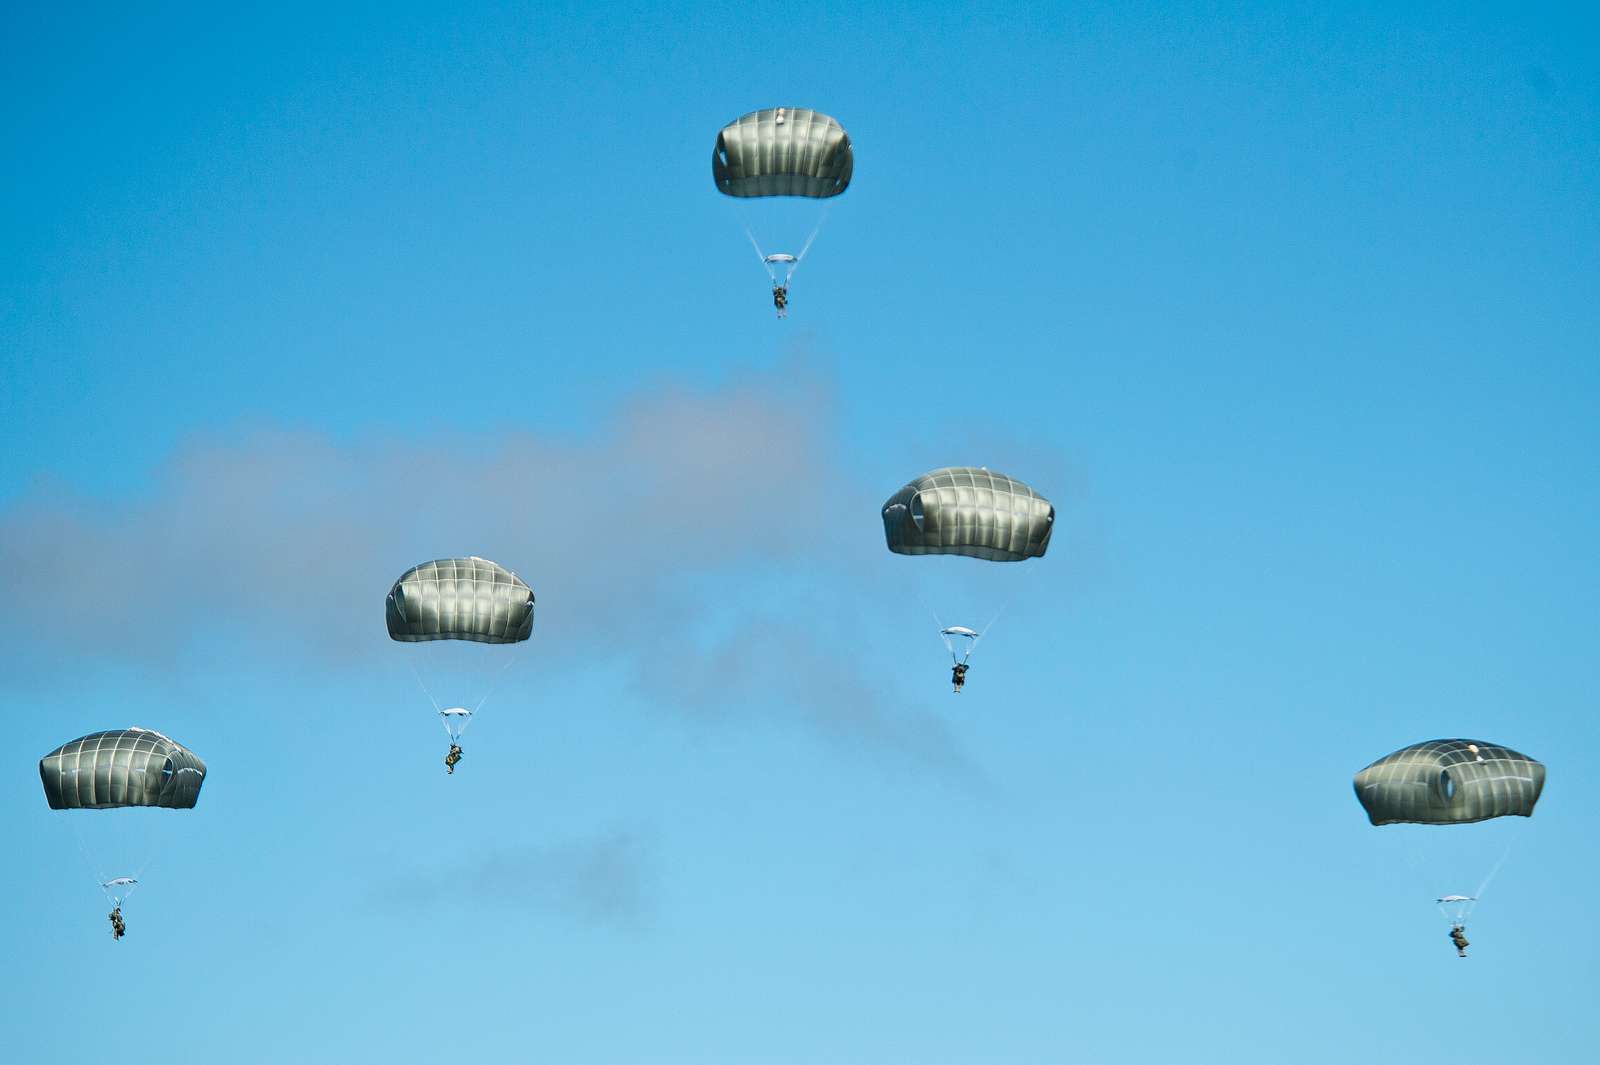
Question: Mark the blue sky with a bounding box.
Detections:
[3,3,1597,1062]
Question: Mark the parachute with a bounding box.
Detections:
[713,107,852,299]
[386,557,534,644]
[882,467,1055,562]
[39,727,207,922]
[1353,739,1545,826]
[1354,739,1545,942]
[40,728,207,810]
[387,557,534,772]
[712,108,853,199]
[883,468,1054,687]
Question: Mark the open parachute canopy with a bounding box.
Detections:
[713,108,853,199]
[1353,739,1545,826]
[883,467,1055,562]
[39,728,206,811]
[386,557,534,644]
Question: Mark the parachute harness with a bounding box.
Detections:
[407,657,443,714]
[472,654,520,715]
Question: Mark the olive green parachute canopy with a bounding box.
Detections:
[882,467,1055,562]
[40,728,206,810]
[713,108,853,199]
[1353,739,1545,826]
[386,557,534,644]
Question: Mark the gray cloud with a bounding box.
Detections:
[2,368,835,653]
[0,364,975,776]
[375,826,654,928]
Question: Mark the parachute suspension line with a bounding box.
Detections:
[925,601,959,664]
[69,813,162,908]
[68,815,111,895]
[734,202,777,281]
[744,223,776,281]
[959,591,1017,667]
[406,658,443,714]
[733,200,831,286]
[941,640,974,667]
[472,654,521,714]
[127,833,170,891]
[971,604,1009,662]
[1398,836,1463,925]
[785,201,834,286]
[1468,839,1517,919]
